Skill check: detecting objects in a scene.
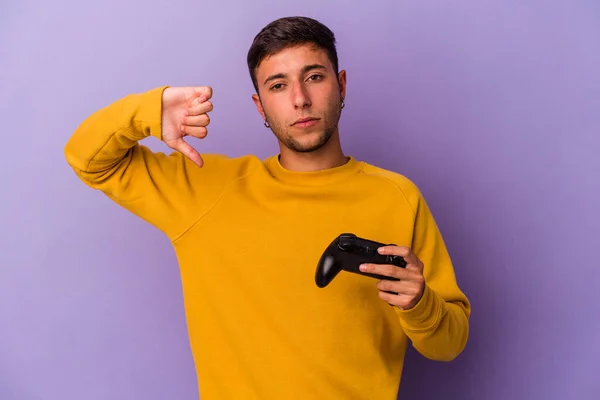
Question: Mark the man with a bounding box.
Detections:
[65,16,470,400]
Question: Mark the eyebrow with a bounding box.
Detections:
[263,64,327,86]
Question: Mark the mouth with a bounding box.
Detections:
[291,117,320,127]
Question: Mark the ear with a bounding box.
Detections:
[252,94,266,120]
[338,69,347,100]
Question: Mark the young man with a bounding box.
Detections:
[65,16,470,400]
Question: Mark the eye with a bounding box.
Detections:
[308,74,323,81]
[270,83,285,91]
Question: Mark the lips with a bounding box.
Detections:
[292,117,320,126]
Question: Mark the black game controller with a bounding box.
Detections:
[315,233,407,288]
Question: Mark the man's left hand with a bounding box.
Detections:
[359,246,426,310]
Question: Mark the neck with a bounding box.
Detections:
[278,132,348,172]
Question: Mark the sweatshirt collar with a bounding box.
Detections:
[265,154,364,186]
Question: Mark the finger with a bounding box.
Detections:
[187,100,213,116]
[378,290,398,305]
[376,280,399,297]
[198,86,213,101]
[182,125,208,139]
[378,291,413,308]
[377,245,411,258]
[183,113,210,128]
[376,279,421,297]
[172,138,203,168]
[190,86,213,105]
[407,261,424,274]
[377,279,402,293]
[378,246,421,269]
[359,263,409,279]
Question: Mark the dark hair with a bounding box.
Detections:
[247,16,339,94]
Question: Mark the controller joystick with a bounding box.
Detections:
[315,233,407,288]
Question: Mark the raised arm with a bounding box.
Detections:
[64,85,224,239]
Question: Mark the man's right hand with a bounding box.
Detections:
[161,86,213,167]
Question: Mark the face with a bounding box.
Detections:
[252,44,346,153]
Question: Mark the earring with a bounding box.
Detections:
[264,120,270,128]
[341,98,345,109]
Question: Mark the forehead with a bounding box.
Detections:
[255,44,333,79]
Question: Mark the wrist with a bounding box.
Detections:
[394,285,443,331]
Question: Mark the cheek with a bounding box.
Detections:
[312,88,340,110]
[264,100,290,122]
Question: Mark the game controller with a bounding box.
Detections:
[315,233,407,288]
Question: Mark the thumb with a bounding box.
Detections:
[172,137,204,168]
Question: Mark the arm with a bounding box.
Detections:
[64,86,226,240]
[393,191,471,361]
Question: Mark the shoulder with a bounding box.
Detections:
[174,152,264,179]
[358,162,424,211]
[200,153,263,172]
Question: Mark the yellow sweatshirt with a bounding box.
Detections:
[64,86,470,400]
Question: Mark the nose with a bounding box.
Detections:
[291,82,311,109]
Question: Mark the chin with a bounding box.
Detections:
[284,130,333,153]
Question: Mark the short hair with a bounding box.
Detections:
[247,16,339,94]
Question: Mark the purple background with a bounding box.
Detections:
[1,1,599,399]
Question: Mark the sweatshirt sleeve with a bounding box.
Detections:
[64,86,236,240]
[394,186,471,361]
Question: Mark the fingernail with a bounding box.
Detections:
[378,247,385,253]
[359,264,367,271]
